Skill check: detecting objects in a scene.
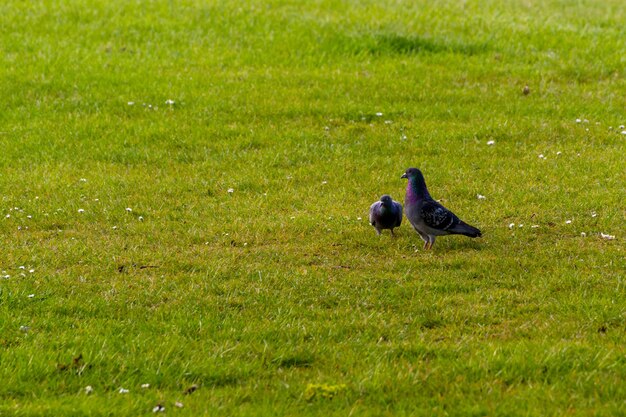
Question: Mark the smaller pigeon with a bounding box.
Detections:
[369,195,403,236]
[402,167,481,249]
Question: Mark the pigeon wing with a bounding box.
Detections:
[420,200,460,231]
[369,201,380,225]
[393,201,403,227]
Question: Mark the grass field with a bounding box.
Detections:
[1,0,625,415]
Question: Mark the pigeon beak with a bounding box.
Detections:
[400,173,408,179]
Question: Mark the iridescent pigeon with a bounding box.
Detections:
[369,195,403,236]
[401,167,481,249]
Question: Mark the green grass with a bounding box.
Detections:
[1,0,625,415]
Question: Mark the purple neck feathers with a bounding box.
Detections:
[406,174,430,203]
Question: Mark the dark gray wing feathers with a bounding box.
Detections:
[420,200,459,231]
[393,201,403,227]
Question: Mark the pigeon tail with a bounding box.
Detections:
[450,221,482,238]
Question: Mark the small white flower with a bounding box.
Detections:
[175,402,184,408]
[119,388,129,394]
[357,217,362,221]
[85,385,94,394]
[556,151,562,156]
[401,134,407,140]
[575,118,581,123]
[29,269,34,273]
[486,140,495,146]
[138,216,144,221]
[531,225,540,228]
[19,266,25,270]
[290,216,295,220]
[591,212,597,218]
[583,119,589,123]
[621,131,626,135]
[112,226,118,230]
[125,207,132,212]
[620,125,625,129]
[152,405,165,413]
[243,242,248,246]
[321,181,327,185]
[5,214,10,218]
[538,154,545,159]
[375,112,383,116]
[128,102,135,106]
[324,126,330,131]
[79,178,87,182]
[165,99,175,105]
[227,188,234,194]
[28,294,35,298]
[600,233,616,240]
[580,232,587,237]
[19,325,30,332]
[477,194,486,200]
[141,383,150,389]
[508,223,515,229]
[384,120,392,124]
[565,220,572,224]
[27,215,32,219]
[518,224,524,228]
[78,209,85,213]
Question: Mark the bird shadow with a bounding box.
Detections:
[434,238,484,253]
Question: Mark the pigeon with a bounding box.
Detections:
[369,195,403,236]
[401,167,481,249]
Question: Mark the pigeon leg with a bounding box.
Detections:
[375,228,381,236]
[390,228,395,237]
[416,230,429,249]
[427,235,436,250]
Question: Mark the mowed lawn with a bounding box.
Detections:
[1,0,625,415]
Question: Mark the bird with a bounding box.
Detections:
[401,167,481,249]
[369,194,403,236]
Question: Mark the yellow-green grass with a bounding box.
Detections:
[1,0,624,415]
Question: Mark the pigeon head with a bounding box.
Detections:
[380,194,393,206]
[401,167,423,180]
